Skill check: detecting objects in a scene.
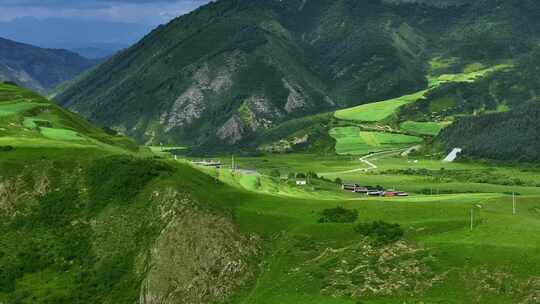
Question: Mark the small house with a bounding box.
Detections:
[296,179,307,186]
[383,191,399,197]
[354,187,369,194]
[367,190,383,196]
[342,183,360,191]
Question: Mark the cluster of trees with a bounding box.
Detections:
[318,207,359,223]
[354,221,404,246]
[317,207,404,245]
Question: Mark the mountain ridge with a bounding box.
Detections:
[0,37,99,94]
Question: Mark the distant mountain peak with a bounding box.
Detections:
[0,37,98,94]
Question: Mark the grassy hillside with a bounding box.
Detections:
[0,82,137,151]
[0,84,261,304]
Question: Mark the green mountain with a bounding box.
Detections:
[55,0,540,148]
[0,37,98,94]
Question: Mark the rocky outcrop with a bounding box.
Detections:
[217,115,248,144]
[160,51,248,133]
[139,189,260,304]
[282,79,307,113]
[160,87,206,132]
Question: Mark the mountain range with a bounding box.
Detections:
[0,37,99,94]
[54,0,540,152]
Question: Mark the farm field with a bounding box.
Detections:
[329,127,423,155]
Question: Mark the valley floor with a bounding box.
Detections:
[168,147,540,304]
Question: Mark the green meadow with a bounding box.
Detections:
[330,127,423,155]
[334,90,428,122]
[0,83,137,152]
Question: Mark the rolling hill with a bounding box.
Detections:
[55,0,540,148]
[0,83,261,304]
[0,38,99,94]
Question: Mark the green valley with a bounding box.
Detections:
[3,0,540,303]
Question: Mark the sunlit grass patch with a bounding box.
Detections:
[40,127,86,141]
[400,121,452,136]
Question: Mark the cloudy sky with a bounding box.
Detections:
[0,0,212,25]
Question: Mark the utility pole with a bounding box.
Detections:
[470,208,474,231]
[231,155,235,172]
[513,192,517,215]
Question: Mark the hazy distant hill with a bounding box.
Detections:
[0,17,153,57]
[55,0,540,148]
[0,37,99,94]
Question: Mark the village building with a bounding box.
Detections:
[191,160,222,168]
[342,183,361,191]
[296,179,307,186]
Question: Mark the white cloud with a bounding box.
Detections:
[0,0,210,24]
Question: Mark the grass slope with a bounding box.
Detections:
[0,83,137,151]
[334,64,511,123]
[335,90,428,122]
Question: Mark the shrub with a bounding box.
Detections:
[0,146,14,152]
[270,169,281,177]
[319,207,358,223]
[354,221,404,245]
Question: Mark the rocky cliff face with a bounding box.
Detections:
[55,0,539,148]
[140,188,260,304]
